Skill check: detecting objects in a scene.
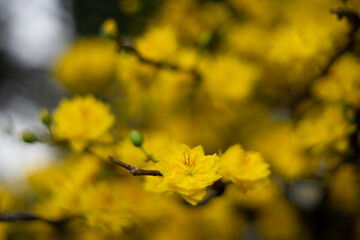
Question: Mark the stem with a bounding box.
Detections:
[113,37,201,82]
[0,211,77,226]
[47,125,54,142]
[108,156,162,176]
[140,146,158,163]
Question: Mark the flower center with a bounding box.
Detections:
[182,152,196,167]
[182,152,197,176]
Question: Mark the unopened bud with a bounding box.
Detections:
[39,108,52,126]
[100,18,118,39]
[22,131,37,143]
[130,130,143,147]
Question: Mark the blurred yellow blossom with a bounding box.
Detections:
[78,181,134,233]
[136,26,178,62]
[296,105,356,154]
[200,55,259,103]
[158,0,229,43]
[329,163,359,213]
[220,144,270,191]
[313,54,360,107]
[29,154,100,218]
[252,124,308,180]
[0,187,13,212]
[53,95,115,152]
[156,144,221,205]
[256,201,300,240]
[225,22,271,58]
[54,37,117,93]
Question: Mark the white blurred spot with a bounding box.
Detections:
[2,0,73,68]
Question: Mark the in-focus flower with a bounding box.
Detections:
[53,95,115,152]
[220,144,270,191]
[156,144,221,205]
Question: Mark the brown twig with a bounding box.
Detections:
[319,8,360,76]
[0,211,77,226]
[330,8,360,36]
[108,156,163,176]
[114,37,202,82]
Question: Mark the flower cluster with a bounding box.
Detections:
[8,0,360,239]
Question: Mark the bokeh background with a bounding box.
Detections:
[0,0,359,239]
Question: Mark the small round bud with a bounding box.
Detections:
[130,130,143,147]
[100,18,118,39]
[22,131,37,143]
[39,108,52,126]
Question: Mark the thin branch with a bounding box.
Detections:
[108,156,163,176]
[318,8,360,77]
[330,8,360,36]
[114,37,202,82]
[0,211,77,225]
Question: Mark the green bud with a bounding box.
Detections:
[39,108,52,126]
[129,130,143,147]
[22,131,37,143]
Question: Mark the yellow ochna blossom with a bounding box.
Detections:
[78,181,134,233]
[313,54,360,107]
[54,37,117,93]
[200,55,259,103]
[329,163,359,213]
[29,154,100,218]
[156,144,221,205]
[220,144,270,191]
[296,105,356,154]
[252,124,307,180]
[0,187,13,212]
[256,201,300,240]
[136,26,178,62]
[53,95,115,152]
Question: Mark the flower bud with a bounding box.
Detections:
[39,108,52,126]
[129,130,143,147]
[22,131,37,143]
[100,18,118,39]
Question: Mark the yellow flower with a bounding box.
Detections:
[29,154,100,218]
[252,124,308,180]
[296,105,356,154]
[54,37,117,93]
[156,144,221,205]
[53,95,115,152]
[136,26,178,62]
[313,54,360,107]
[220,144,270,190]
[330,163,359,213]
[200,55,259,103]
